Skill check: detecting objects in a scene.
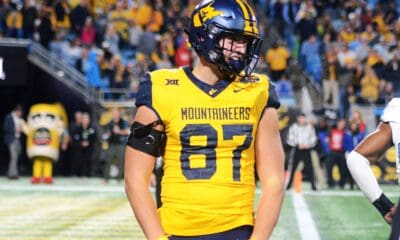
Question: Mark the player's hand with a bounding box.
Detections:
[384,205,397,224]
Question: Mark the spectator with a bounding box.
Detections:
[338,25,355,44]
[286,113,318,191]
[354,36,370,62]
[342,84,357,119]
[296,0,317,43]
[138,24,157,57]
[128,19,143,51]
[75,47,88,73]
[326,118,347,189]
[104,108,129,183]
[109,54,128,98]
[80,17,96,46]
[70,0,89,35]
[6,4,23,38]
[103,24,120,55]
[174,39,192,67]
[37,9,54,49]
[271,0,286,37]
[300,34,322,83]
[85,49,109,89]
[61,37,82,67]
[54,0,71,35]
[322,49,341,110]
[275,73,294,98]
[315,117,330,163]
[343,121,365,189]
[69,111,82,176]
[337,44,357,68]
[148,4,164,33]
[0,0,12,36]
[153,42,174,69]
[3,105,25,180]
[265,41,290,82]
[360,65,379,103]
[21,0,37,39]
[378,81,395,104]
[384,51,400,91]
[349,109,366,134]
[282,0,300,54]
[108,1,130,45]
[135,0,152,28]
[73,113,97,177]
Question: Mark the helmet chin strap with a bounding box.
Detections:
[229,59,245,73]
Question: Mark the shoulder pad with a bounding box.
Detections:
[381,98,400,124]
[149,68,181,83]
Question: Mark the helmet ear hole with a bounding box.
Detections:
[209,50,219,61]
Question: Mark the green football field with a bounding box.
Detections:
[0,177,397,240]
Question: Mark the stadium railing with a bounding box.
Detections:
[97,88,136,108]
[27,40,96,103]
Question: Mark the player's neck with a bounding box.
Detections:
[192,60,224,86]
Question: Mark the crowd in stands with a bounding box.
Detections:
[1,0,399,105]
[267,0,400,119]
[0,0,195,99]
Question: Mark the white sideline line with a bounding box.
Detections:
[302,190,399,197]
[0,184,157,193]
[0,185,125,192]
[255,188,398,197]
[0,184,396,196]
[293,192,321,240]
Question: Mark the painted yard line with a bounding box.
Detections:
[292,192,320,240]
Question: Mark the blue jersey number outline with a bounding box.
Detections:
[180,124,253,181]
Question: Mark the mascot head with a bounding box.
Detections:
[26,103,68,161]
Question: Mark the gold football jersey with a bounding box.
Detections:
[135,67,280,236]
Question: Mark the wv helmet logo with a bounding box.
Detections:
[193,3,223,27]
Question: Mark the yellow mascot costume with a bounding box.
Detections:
[26,103,68,184]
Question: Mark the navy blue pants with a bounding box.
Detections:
[169,225,253,240]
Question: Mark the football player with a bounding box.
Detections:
[124,0,285,239]
[347,98,400,239]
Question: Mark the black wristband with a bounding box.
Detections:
[372,193,394,216]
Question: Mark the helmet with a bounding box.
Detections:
[186,0,262,78]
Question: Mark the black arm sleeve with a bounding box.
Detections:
[126,121,166,157]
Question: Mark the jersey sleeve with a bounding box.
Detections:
[135,73,152,108]
[266,82,281,109]
[389,122,400,146]
[380,98,400,124]
[135,72,162,120]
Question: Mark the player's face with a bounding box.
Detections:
[219,35,248,62]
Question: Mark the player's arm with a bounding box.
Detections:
[251,107,285,239]
[346,122,395,223]
[124,106,167,240]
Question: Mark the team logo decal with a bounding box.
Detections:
[193,3,223,27]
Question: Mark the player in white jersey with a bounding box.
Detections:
[347,98,400,239]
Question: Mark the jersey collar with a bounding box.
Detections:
[182,66,232,98]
